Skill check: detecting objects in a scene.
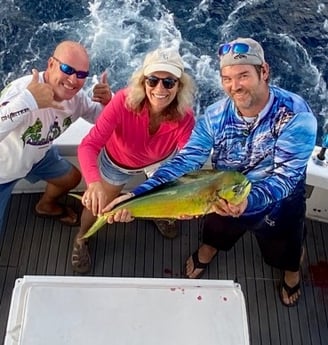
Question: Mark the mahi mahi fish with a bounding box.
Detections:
[70,169,251,239]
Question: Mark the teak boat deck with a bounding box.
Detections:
[0,192,327,344]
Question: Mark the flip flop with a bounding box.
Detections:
[34,204,80,227]
[185,250,210,279]
[71,240,91,274]
[279,272,301,307]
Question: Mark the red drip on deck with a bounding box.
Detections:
[309,261,328,288]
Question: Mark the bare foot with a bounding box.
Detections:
[35,202,79,226]
[35,201,63,216]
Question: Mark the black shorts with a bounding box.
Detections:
[202,188,306,272]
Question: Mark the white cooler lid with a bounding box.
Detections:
[5,276,249,345]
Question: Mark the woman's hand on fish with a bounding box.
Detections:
[82,181,109,216]
[102,193,135,224]
[212,198,248,217]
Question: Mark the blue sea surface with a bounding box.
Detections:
[1,0,327,142]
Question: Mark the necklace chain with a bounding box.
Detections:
[237,110,258,134]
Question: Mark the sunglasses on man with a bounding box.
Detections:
[218,43,250,56]
[52,56,89,79]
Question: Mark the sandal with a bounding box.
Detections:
[185,250,210,279]
[279,272,301,307]
[71,240,91,274]
[153,219,178,239]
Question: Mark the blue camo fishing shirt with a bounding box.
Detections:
[132,86,317,215]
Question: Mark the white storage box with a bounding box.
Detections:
[5,276,249,345]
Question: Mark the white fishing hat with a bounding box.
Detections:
[143,48,184,78]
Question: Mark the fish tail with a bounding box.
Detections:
[82,215,108,239]
[68,193,83,201]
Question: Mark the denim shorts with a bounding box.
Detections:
[25,146,72,183]
[99,149,147,186]
[99,149,177,186]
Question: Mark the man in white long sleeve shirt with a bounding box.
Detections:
[0,40,112,231]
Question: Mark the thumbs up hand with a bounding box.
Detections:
[92,71,112,106]
[27,69,64,110]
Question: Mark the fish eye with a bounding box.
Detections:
[232,185,243,194]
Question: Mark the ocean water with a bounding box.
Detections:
[1,0,327,143]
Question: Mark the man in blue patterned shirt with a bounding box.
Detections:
[105,37,317,307]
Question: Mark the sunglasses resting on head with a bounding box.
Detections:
[145,76,178,89]
[52,56,89,79]
[218,43,250,56]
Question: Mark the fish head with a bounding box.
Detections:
[217,172,252,205]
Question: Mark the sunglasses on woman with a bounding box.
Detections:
[52,56,89,79]
[145,76,178,89]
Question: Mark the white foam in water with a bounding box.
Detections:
[2,0,328,221]
[74,0,221,114]
[1,0,326,120]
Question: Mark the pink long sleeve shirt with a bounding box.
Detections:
[78,88,195,185]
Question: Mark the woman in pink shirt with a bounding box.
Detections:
[72,48,195,273]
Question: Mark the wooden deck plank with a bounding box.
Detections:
[304,220,328,345]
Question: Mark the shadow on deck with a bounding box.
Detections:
[0,192,327,344]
